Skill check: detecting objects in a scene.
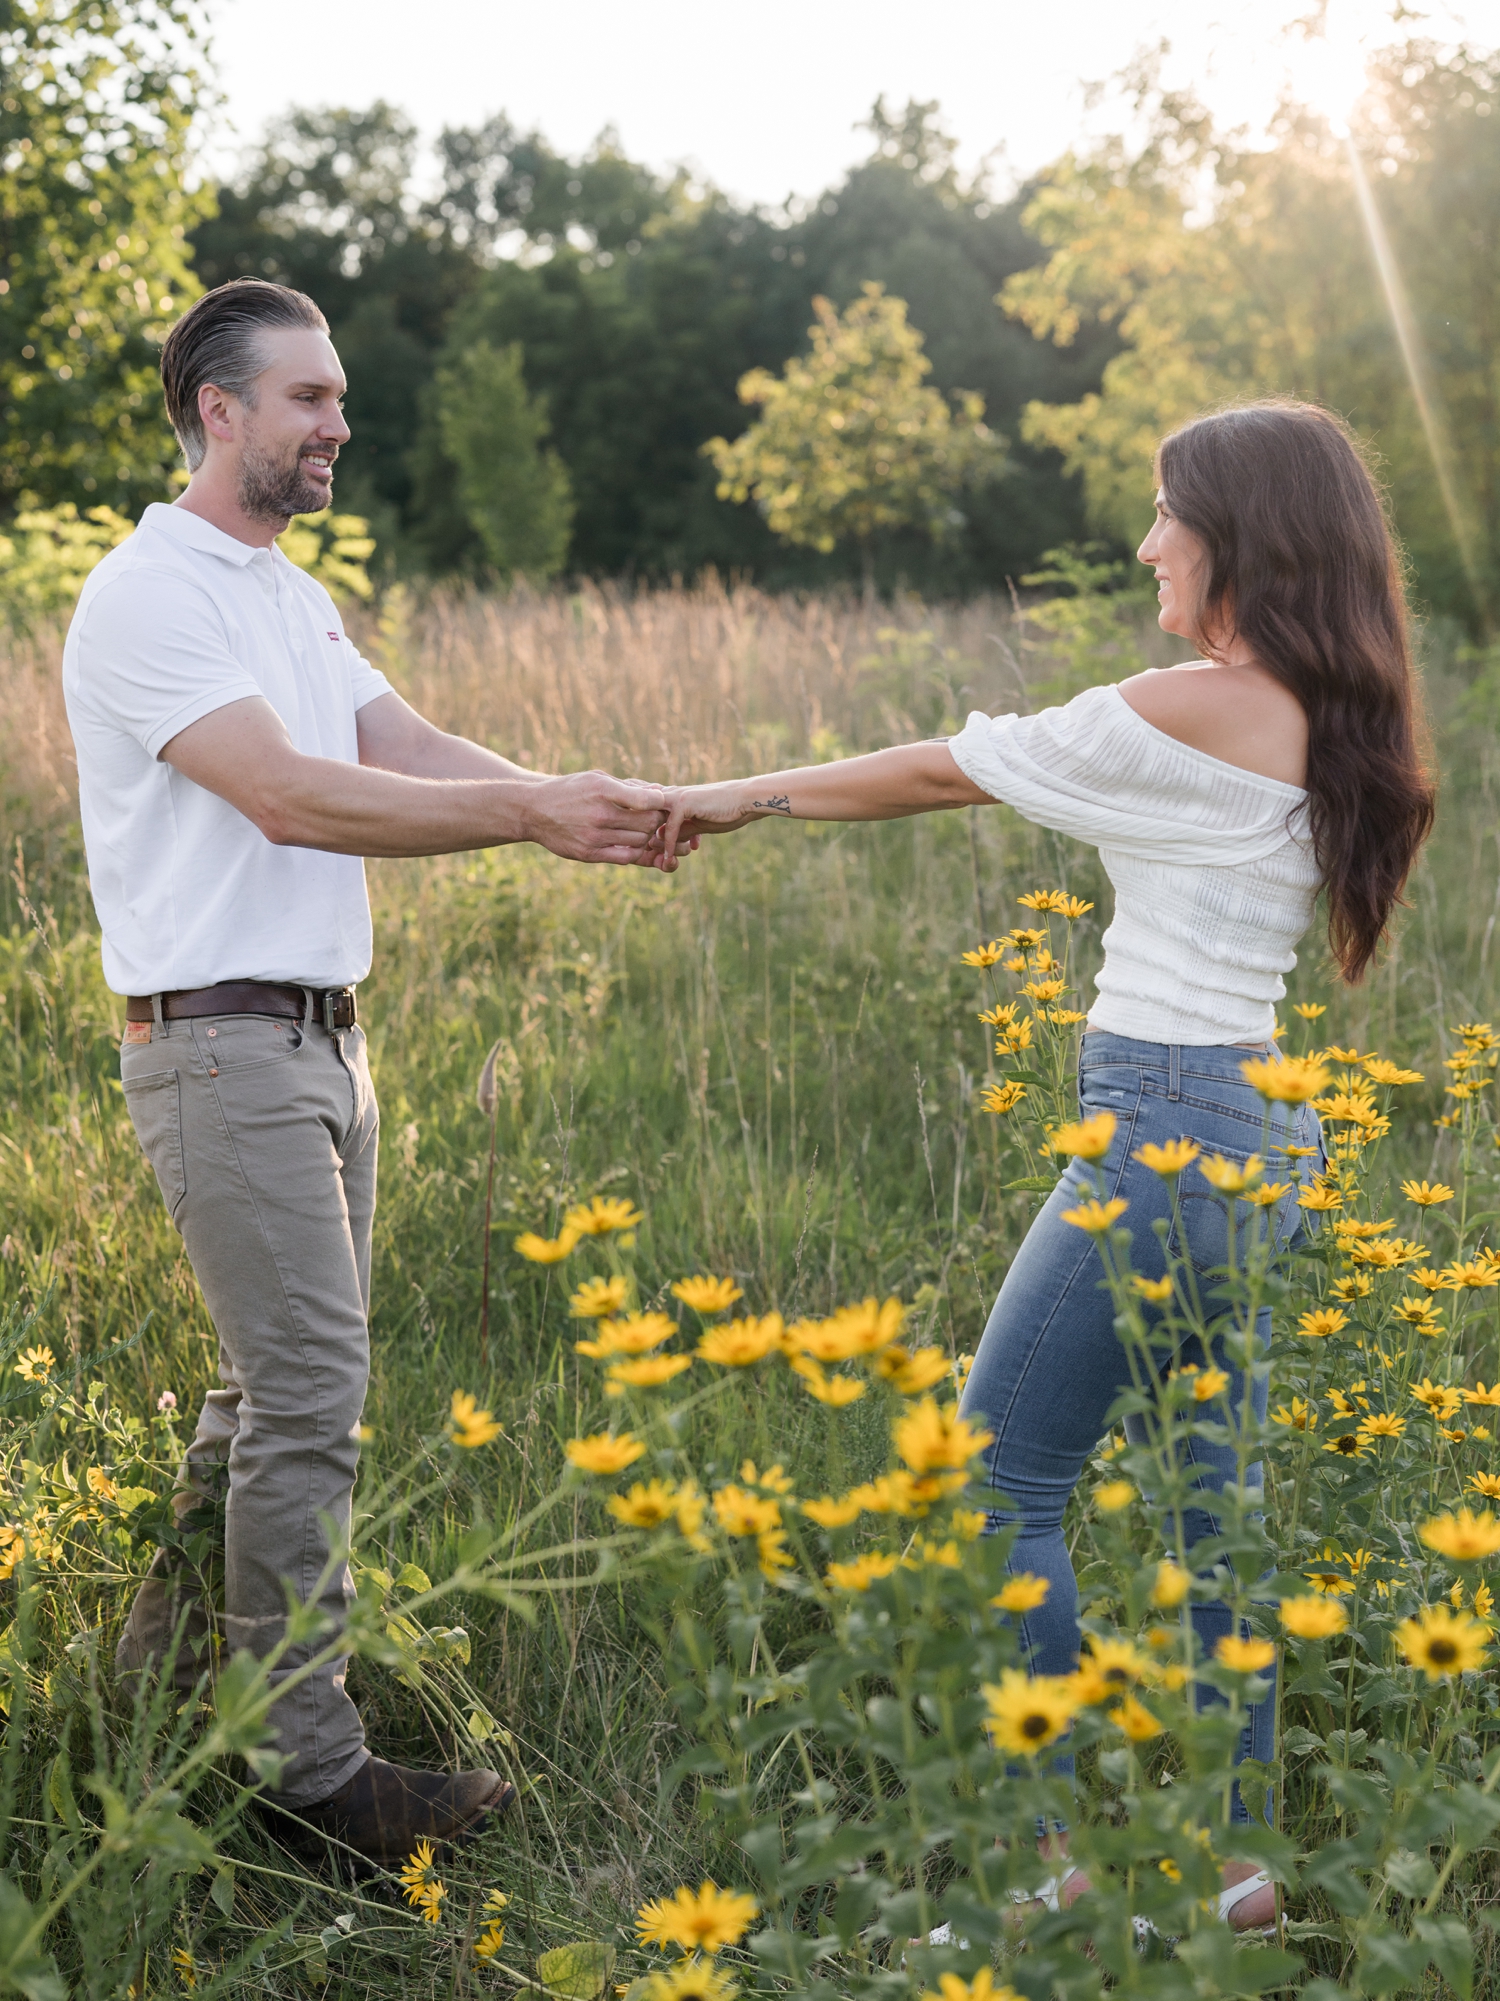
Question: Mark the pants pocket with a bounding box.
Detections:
[124,1068,186,1222]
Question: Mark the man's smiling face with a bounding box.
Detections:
[228,325,351,526]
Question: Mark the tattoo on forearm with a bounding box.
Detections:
[751,793,792,816]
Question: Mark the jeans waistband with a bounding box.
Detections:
[1079,1030,1279,1079]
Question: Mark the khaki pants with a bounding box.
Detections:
[119,1006,377,1804]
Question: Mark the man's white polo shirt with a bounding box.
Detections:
[62,502,394,996]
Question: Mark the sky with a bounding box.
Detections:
[204,0,1489,203]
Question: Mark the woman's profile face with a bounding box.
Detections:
[1138,490,1211,644]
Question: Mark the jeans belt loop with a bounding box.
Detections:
[150,992,166,1037]
[1168,1043,1181,1102]
[301,986,317,1033]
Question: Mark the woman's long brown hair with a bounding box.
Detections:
[1157,399,1436,983]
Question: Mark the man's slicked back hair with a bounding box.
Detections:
[160,279,328,470]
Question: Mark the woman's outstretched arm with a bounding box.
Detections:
[655,742,991,864]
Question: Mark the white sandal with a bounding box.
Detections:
[1133,1868,1275,1948]
[1008,1864,1084,1914]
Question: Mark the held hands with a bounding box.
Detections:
[650,781,765,869]
[524,770,695,869]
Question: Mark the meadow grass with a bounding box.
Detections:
[0,579,1496,1993]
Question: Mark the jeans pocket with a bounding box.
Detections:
[123,1068,186,1221]
[195,1016,304,1073]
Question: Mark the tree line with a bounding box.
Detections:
[2,3,1496,623]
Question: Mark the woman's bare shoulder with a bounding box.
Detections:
[1116,664,1307,787]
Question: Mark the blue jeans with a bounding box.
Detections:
[960,1031,1321,1820]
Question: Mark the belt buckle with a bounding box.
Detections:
[321,988,357,1033]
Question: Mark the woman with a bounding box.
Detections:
[654,399,1435,1929]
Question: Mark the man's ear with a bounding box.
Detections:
[197,381,236,446]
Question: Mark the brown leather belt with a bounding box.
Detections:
[126,982,358,1032]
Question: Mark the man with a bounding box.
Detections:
[62,277,679,1869]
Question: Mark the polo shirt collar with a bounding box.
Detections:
[141,502,273,568]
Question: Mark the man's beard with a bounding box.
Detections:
[237,434,332,524]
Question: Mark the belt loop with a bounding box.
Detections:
[301,986,317,1032]
[1168,1043,1181,1102]
[150,992,167,1038]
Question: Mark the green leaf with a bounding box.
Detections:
[1415,1915,1473,2001]
[0,1872,66,2001]
[210,1863,235,1916]
[394,1562,431,1592]
[535,1941,617,1999]
[1003,1175,1056,1192]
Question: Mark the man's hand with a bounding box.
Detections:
[521,770,681,867]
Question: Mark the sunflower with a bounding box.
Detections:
[982,1668,1078,1755]
[1214,1635,1276,1673]
[1279,1596,1348,1639]
[992,1572,1051,1614]
[641,1959,740,2001]
[1396,1605,1490,1679]
[826,1552,901,1591]
[564,1432,645,1475]
[671,1274,744,1315]
[635,1883,759,1954]
[1419,1509,1500,1561]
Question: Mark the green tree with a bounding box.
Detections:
[0,0,211,519]
[705,283,1002,569]
[434,340,573,582]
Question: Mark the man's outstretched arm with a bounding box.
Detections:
[160,694,676,866]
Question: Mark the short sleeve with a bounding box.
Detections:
[345,643,393,712]
[72,568,262,760]
[948,683,1309,864]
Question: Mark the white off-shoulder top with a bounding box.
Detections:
[948,680,1322,1045]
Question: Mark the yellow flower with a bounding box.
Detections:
[697,1316,784,1366]
[996,1016,1034,1053]
[569,1275,629,1319]
[1468,1472,1500,1500]
[564,1196,644,1236]
[514,1229,580,1264]
[914,1538,962,1569]
[1150,1561,1192,1608]
[802,1493,863,1529]
[1292,1002,1327,1021]
[1420,1509,1500,1561]
[893,1399,994,1474]
[1411,1267,1449,1293]
[712,1486,781,1537]
[982,1669,1078,1755]
[1394,1296,1444,1328]
[674,1482,708,1545]
[1198,1154,1265,1194]
[636,1882,759,1955]
[565,1431,646,1476]
[1131,1274,1176,1302]
[1049,1112,1117,1161]
[872,1344,952,1395]
[1298,1185,1344,1212]
[575,1311,677,1358]
[608,1479,681,1529]
[918,1975,1020,2001]
[1190,1368,1230,1403]
[171,1949,197,1990]
[1048,1008,1088,1026]
[1280,1596,1348,1639]
[791,1297,906,1362]
[449,1392,503,1449]
[671,1274,744,1315]
[474,1922,508,1963]
[740,1460,795,1493]
[1052,895,1094,921]
[1465,1383,1500,1408]
[1110,1694,1164,1741]
[399,1838,445,1916]
[1357,1412,1406,1441]
[605,1354,693,1396]
[1214,1635,1276,1673]
[951,1508,988,1540]
[1244,1180,1293,1209]
[961,941,1005,967]
[826,1551,901,1590]
[1323,1432,1366,1459]
[1240,1055,1331,1103]
[1402,1180,1455,1206]
[981,1081,1028,1115]
[1132,1138,1201,1176]
[756,1527,795,1577]
[1397,1604,1490,1679]
[12,1346,54,1382]
[1330,1274,1373,1301]
[1365,1058,1425,1086]
[1412,1379,1465,1420]
[1094,1480,1135,1513]
[1273,1397,1317,1431]
[85,1466,118,1503]
[1440,1260,1500,1291]
[992,1572,1051,1613]
[1297,1307,1349,1339]
[789,1356,866,1405]
[641,1958,740,2001]
[1060,1196,1129,1234]
[1021,978,1066,1002]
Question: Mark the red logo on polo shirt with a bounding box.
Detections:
[327,631,339,641]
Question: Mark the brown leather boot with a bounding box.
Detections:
[260,1755,516,1869]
